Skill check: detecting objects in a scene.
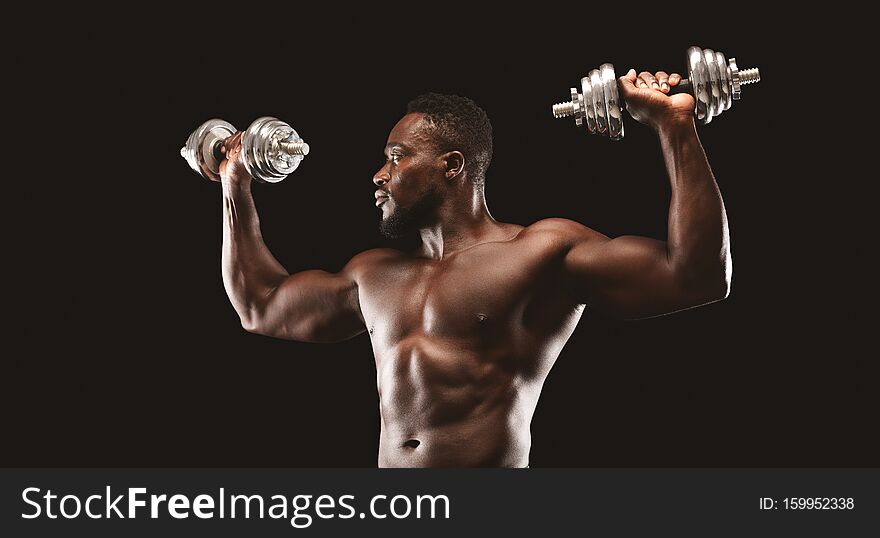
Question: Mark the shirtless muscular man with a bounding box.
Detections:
[214,68,731,467]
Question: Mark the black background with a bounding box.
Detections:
[5,10,872,467]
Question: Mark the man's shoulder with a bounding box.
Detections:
[343,247,407,273]
[520,218,606,245]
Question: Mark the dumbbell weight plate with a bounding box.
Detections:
[589,69,608,134]
[581,76,597,134]
[241,117,306,183]
[576,92,587,129]
[269,123,307,176]
[601,63,624,141]
[242,117,281,182]
[687,46,711,124]
[703,48,723,122]
[181,119,237,181]
[716,50,732,112]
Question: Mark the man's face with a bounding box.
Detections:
[373,113,444,238]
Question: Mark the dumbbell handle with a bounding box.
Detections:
[670,78,690,91]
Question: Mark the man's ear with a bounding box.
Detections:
[442,151,465,180]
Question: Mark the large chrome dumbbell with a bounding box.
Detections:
[180,117,309,183]
[551,46,760,140]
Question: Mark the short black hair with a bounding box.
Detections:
[406,93,493,184]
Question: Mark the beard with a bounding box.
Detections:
[379,185,441,239]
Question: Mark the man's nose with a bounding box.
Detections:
[373,167,389,186]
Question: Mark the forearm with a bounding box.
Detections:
[659,120,731,290]
[221,180,289,324]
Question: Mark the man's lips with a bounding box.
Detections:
[375,190,389,207]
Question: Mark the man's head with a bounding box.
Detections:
[374,93,493,238]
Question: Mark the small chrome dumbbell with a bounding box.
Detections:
[180,117,309,183]
[552,46,761,140]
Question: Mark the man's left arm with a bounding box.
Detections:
[560,69,732,319]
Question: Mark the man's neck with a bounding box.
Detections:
[416,192,509,260]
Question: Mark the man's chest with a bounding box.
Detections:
[357,244,567,342]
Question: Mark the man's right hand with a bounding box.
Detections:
[218,131,254,186]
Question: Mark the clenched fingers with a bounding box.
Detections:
[655,71,670,92]
[221,131,244,157]
[638,71,659,90]
[637,71,684,93]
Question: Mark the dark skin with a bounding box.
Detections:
[216,69,731,467]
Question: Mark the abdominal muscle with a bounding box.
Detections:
[374,333,544,467]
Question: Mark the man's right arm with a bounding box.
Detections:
[219,133,365,343]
